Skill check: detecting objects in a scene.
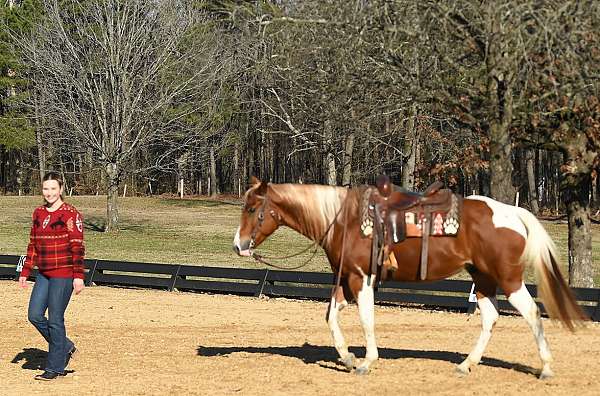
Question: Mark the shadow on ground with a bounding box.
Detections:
[11,347,75,374]
[84,217,151,233]
[85,218,106,232]
[197,342,539,377]
[11,348,47,370]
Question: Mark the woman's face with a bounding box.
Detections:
[42,180,63,205]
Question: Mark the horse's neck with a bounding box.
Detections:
[271,184,347,243]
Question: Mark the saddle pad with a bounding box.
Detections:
[405,210,460,237]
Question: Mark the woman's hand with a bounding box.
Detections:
[73,278,85,295]
[18,276,28,289]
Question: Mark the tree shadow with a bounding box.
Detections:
[84,216,152,233]
[197,342,539,377]
[11,348,75,374]
[84,217,106,232]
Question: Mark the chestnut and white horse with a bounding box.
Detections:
[233,178,585,378]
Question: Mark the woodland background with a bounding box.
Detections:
[1,1,599,287]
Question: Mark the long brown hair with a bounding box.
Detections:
[42,171,65,203]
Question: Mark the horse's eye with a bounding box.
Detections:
[248,207,256,214]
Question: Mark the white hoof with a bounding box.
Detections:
[355,365,370,375]
[539,366,554,380]
[338,352,356,371]
[456,362,471,376]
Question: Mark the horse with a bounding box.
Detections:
[232,177,586,378]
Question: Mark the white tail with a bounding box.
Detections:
[515,207,586,330]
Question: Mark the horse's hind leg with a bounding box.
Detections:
[457,276,499,375]
[506,282,553,379]
[352,272,378,375]
[326,283,354,370]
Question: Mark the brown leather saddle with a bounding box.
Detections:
[367,175,461,281]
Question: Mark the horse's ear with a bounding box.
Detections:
[250,176,261,186]
[248,176,267,196]
[256,180,268,196]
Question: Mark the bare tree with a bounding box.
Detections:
[513,0,600,287]
[16,0,218,230]
[420,1,542,203]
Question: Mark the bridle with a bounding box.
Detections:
[244,186,352,308]
[246,192,343,270]
[248,194,281,251]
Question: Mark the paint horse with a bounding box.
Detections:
[233,177,585,378]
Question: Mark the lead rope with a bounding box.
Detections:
[331,201,349,309]
[251,201,345,270]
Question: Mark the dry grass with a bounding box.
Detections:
[0,195,331,272]
[0,195,598,283]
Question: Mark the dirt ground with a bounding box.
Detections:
[1,280,599,395]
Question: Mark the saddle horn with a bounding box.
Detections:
[376,175,392,198]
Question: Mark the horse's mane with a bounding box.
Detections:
[268,183,349,244]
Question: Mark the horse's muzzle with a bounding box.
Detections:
[233,227,252,257]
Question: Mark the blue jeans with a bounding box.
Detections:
[28,273,75,374]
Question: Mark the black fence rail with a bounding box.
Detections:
[2,254,599,321]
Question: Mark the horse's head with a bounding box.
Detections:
[233,177,281,257]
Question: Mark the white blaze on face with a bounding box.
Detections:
[233,226,251,257]
[467,195,527,239]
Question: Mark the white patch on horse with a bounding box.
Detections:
[278,184,345,244]
[233,226,241,249]
[327,296,350,359]
[467,195,527,239]
[356,275,378,372]
[458,296,499,373]
[233,226,251,257]
[507,283,553,365]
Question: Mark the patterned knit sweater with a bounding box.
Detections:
[21,202,85,279]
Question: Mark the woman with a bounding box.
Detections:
[18,171,85,381]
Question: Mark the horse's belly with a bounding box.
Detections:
[390,237,467,281]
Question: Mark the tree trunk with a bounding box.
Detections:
[525,149,539,215]
[105,162,120,232]
[268,135,274,182]
[341,132,355,187]
[246,124,255,179]
[323,120,336,185]
[233,144,240,194]
[486,9,516,205]
[34,121,45,187]
[488,127,515,204]
[15,151,23,196]
[563,172,595,287]
[210,145,218,197]
[401,104,419,189]
[0,146,5,191]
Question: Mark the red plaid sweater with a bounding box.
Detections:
[21,203,85,279]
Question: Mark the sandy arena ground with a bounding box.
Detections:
[1,279,599,395]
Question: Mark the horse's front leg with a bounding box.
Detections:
[326,284,355,371]
[354,272,378,375]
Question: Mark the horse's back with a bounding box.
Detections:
[388,197,528,282]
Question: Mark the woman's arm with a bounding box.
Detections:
[68,210,86,294]
[19,210,38,284]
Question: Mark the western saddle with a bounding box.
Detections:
[366,175,460,281]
